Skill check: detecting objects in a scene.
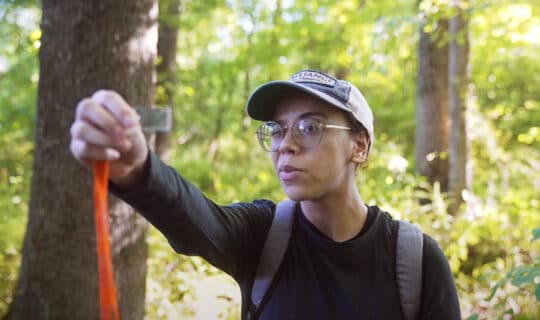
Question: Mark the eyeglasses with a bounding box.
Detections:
[256,117,351,152]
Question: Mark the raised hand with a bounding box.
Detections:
[70,90,149,184]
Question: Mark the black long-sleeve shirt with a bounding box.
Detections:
[110,152,461,319]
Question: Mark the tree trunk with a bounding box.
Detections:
[415,12,450,191]
[155,0,181,161]
[7,1,157,319]
[448,0,470,215]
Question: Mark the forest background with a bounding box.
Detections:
[0,0,539,319]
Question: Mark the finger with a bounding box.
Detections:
[70,139,121,163]
[76,97,122,138]
[70,121,131,152]
[75,98,96,121]
[91,90,140,128]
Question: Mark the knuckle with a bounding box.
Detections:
[69,140,77,155]
[70,122,80,137]
[92,89,108,99]
[78,141,94,158]
[70,121,86,138]
[92,89,119,103]
[70,139,84,157]
[76,98,93,116]
[120,108,134,120]
[69,122,78,137]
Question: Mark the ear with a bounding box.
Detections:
[351,133,368,165]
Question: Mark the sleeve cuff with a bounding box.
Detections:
[108,150,160,203]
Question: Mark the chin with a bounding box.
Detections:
[282,185,313,202]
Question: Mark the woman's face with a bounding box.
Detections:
[270,93,366,202]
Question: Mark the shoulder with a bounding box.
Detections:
[368,205,404,226]
[368,207,448,265]
[223,199,276,232]
[367,205,400,236]
[224,199,277,236]
[421,234,451,272]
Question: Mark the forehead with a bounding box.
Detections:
[272,91,344,122]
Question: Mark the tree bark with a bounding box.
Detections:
[415,12,450,191]
[155,0,181,161]
[448,1,470,215]
[7,1,157,319]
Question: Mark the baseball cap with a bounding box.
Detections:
[246,69,374,152]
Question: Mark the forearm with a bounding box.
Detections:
[109,151,274,277]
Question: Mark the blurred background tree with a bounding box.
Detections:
[0,0,538,319]
[5,0,156,319]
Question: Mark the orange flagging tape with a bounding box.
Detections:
[93,161,120,320]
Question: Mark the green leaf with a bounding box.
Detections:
[536,283,540,302]
[510,266,539,287]
[467,314,479,320]
[533,228,540,241]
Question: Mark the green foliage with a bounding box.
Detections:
[147,1,540,318]
[1,0,539,319]
[0,174,28,316]
[0,2,39,316]
[145,228,241,319]
[489,229,540,300]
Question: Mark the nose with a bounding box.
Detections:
[277,127,300,154]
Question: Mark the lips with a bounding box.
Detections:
[279,164,304,181]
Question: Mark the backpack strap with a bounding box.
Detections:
[251,200,296,308]
[250,203,424,320]
[396,220,424,320]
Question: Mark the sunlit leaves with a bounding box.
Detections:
[165,1,540,318]
[0,0,539,318]
[0,1,39,316]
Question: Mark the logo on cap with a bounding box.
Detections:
[290,70,337,87]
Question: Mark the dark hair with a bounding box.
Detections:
[344,111,371,169]
[344,112,370,145]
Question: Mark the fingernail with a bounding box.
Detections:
[108,149,120,160]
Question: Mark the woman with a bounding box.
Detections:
[70,69,461,319]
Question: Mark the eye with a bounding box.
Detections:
[266,122,283,137]
[298,119,322,135]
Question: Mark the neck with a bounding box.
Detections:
[300,185,368,242]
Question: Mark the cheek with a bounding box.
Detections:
[317,141,352,169]
[271,153,279,170]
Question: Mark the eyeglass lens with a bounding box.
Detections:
[257,118,324,152]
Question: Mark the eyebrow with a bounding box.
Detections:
[274,111,328,124]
